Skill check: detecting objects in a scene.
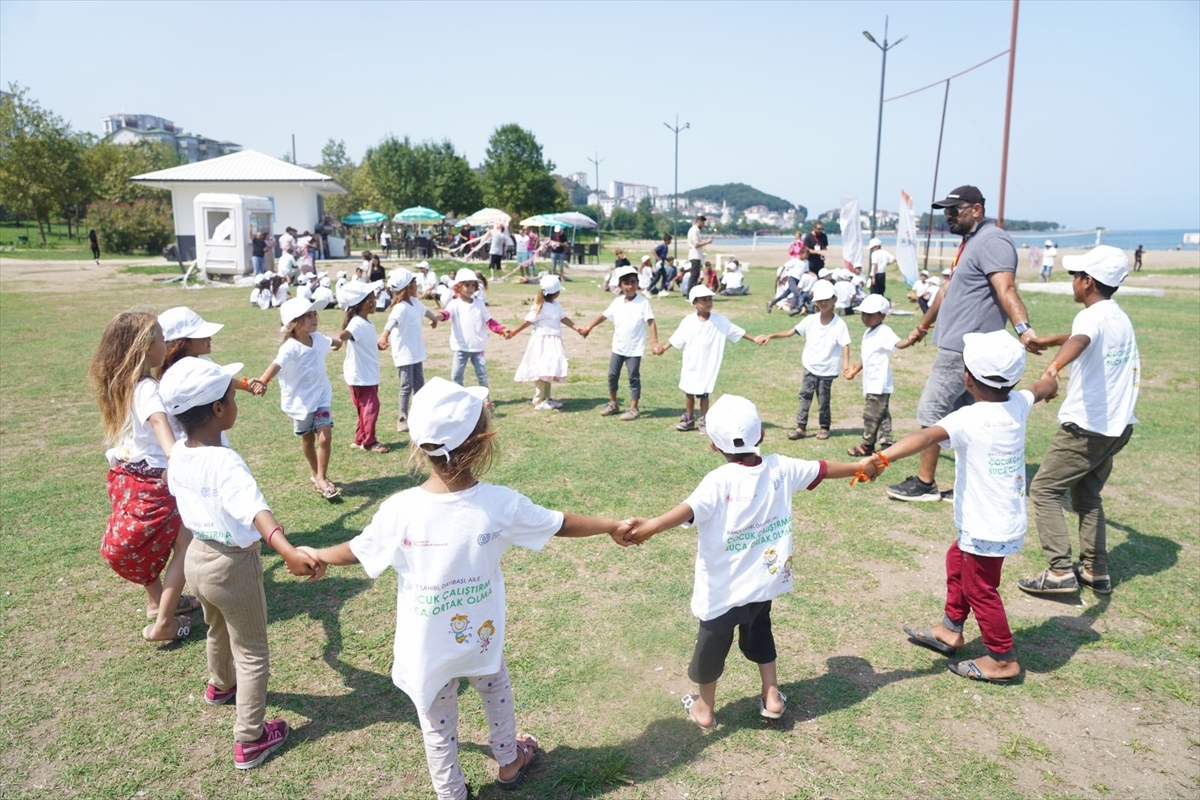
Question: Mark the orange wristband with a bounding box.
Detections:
[1049,361,1062,373]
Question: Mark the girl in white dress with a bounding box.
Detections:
[507,275,584,410]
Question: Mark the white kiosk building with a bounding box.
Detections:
[130,150,346,264]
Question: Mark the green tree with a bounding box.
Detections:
[319,138,362,220]
[363,135,426,215]
[0,85,87,244]
[83,139,178,205]
[481,125,566,220]
[635,197,657,239]
[419,139,481,217]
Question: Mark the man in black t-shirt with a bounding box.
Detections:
[803,221,828,273]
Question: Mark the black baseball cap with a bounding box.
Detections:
[931,185,985,208]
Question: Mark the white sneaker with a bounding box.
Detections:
[548,398,564,409]
[534,401,557,411]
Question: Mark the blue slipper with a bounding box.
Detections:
[947,659,1015,685]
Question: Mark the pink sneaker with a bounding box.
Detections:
[205,683,236,706]
[234,719,289,769]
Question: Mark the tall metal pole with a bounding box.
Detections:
[587,151,604,198]
[923,80,951,270]
[997,0,1020,227]
[663,114,689,261]
[291,133,296,164]
[864,21,906,240]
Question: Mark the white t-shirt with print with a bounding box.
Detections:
[1058,300,1139,437]
[524,299,564,337]
[793,314,851,377]
[683,455,826,620]
[342,316,380,386]
[669,312,746,395]
[860,324,901,395]
[444,296,495,353]
[349,483,563,713]
[105,378,170,468]
[870,249,895,279]
[937,391,1034,547]
[167,444,270,549]
[385,298,434,367]
[272,332,334,420]
[603,294,655,357]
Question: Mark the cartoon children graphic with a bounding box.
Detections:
[450,613,471,644]
[782,555,793,582]
[477,620,495,652]
[764,548,778,574]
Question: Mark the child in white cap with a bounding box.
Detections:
[333,280,388,453]
[303,377,629,797]
[868,237,894,295]
[435,268,508,392]
[756,281,851,441]
[844,295,913,456]
[254,298,342,499]
[159,357,319,770]
[654,285,749,432]
[88,310,194,643]
[1019,245,1139,596]
[378,269,441,433]
[506,274,585,410]
[832,270,855,316]
[857,330,1058,683]
[624,394,874,728]
[580,265,660,421]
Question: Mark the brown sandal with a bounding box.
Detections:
[847,444,874,457]
[787,427,806,440]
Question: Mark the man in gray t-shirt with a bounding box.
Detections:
[886,185,1044,503]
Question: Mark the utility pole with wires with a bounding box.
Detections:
[587,152,604,198]
[663,115,689,262]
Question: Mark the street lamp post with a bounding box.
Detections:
[863,18,906,240]
[663,114,689,261]
[587,151,604,200]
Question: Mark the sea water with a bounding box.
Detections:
[719,229,1198,252]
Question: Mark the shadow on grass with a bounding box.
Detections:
[1014,523,1178,675]
[458,655,941,799]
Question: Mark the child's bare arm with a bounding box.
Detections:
[1043,334,1092,377]
[148,412,177,457]
[840,344,852,375]
[580,313,607,338]
[555,512,628,547]
[310,541,360,568]
[257,362,281,388]
[1032,333,1071,349]
[1029,374,1060,403]
[845,361,862,380]
[505,320,530,340]
[329,329,351,351]
[878,426,950,463]
[755,329,797,346]
[647,318,660,348]
[823,459,876,480]
[624,503,695,545]
[253,511,322,581]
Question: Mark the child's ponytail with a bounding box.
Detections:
[533,289,546,314]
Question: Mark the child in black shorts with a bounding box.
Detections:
[625,395,870,727]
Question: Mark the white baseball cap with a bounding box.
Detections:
[928,276,942,286]
[1045,240,1054,246]
[818,268,832,279]
[409,377,489,458]
[337,270,348,279]
[388,268,415,291]
[942,268,952,276]
[963,330,1026,388]
[417,260,430,270]
[641,255,652,264]
[159,307,223,342]
[279,297,319,329]
[812,281,835,302]
[857,294,890,315]
[554,225,563,232]
[705,394,761,455]
[319,275,332,288]
[539,274,563,295]
[453,268,479,284]
[1063,245,1129,287]
[688,285,715,302]
[612,265,638,281]
[868,237,882,249]
[158,357,244,416]
[339,280,383,308]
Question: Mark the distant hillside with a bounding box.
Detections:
[681,183,801,216]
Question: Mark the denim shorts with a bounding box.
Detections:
[293,407,333,435]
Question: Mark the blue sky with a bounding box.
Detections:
[2,0,1197,230]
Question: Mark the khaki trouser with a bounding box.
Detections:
[532,380,551,404]
[1030,423,1134,576]
[860,392,893,448]
[185,537,270,742]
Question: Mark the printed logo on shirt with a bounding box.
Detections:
[764,549,779,574]
[450,613,472,644]
[200,486,219,498]
[782,556,793,582]
[477,530,501,546]
[477,620,495,652]
[401,536,447,548]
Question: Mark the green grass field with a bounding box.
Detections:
[1,264,1196,799]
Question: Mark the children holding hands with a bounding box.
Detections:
[158,356,321,770]
[581,265,659,421]
[436,268,507,391]
[654,285,749,433]
[300,378,630,797]
[854,331,1058,684]
[756,281,851,441]
[623,395,878,729]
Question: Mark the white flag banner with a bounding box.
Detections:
[838,196,862,269]
[896,190,919,286]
